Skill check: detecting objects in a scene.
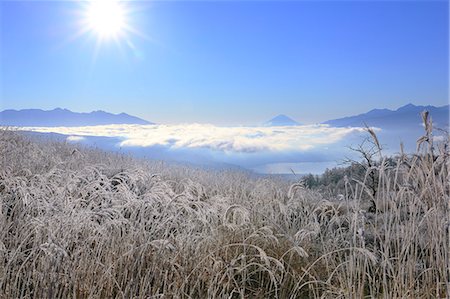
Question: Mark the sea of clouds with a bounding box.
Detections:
[19,124,370,174]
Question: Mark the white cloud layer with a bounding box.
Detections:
[18,124,368,153]
[66,135,86,142]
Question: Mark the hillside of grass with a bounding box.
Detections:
[0,115,449,298]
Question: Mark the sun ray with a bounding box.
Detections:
[55,0,162,64]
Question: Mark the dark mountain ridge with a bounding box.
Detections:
[0,108,152,127]
[323,103,449,129]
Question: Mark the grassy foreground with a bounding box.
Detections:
[0,121,449,298]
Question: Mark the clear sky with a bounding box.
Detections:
[1,0,448,125]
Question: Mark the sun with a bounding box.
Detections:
[84,0,127,39]
[70,0,147,59]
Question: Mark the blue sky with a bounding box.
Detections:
[1,0,448,125]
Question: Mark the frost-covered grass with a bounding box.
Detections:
[0,121,448,298]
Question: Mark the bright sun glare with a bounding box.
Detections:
[75,0,146,59]
[85,0,126,38]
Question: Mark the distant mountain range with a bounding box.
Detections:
[260,103,449,155]
[264,114,300,126]
[264,104,448,130]
[1,104,448,129]
[323,103,449,129]
[0,108,152,127]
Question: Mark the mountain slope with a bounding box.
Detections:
[323,104,449,129]
[0,108,153,127]
[264,114,300,126]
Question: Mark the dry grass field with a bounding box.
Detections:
[0,114,448,298]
